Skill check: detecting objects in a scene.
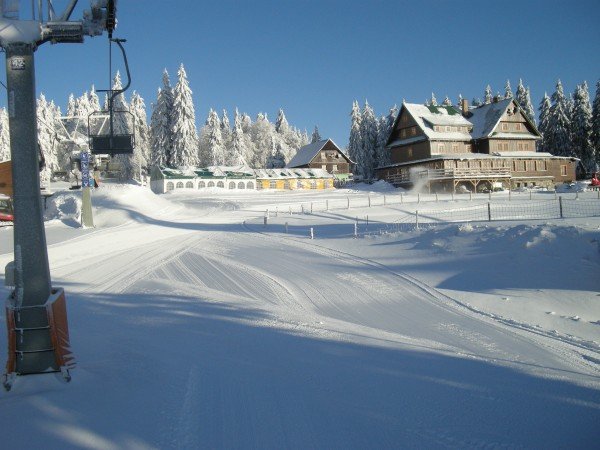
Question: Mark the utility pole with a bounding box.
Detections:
[1,0,117,391]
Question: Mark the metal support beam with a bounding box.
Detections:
[5,43,52,308]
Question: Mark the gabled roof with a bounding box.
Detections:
[286,138,352,168]
[158,166,196,179]
[468,98,541,140]
[398,103,472,142]
[387,99,542,147]
[254,167,333,179]
[468,98,512,139]
[156,165,334,180]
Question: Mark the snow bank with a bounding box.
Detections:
[44,191,82,227]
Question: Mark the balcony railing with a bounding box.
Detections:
[413,167,511,180]
[385,167,511,185]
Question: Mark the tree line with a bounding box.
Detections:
[0,63,314,183]
[348,79,600,180]
[150,65,313,171]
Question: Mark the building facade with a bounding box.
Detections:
[150,166,334,194]
[377,98,577,192]
[287,139,354,183]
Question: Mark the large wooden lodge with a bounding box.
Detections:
[376,97,577,192]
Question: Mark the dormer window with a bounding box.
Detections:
[502,123,509,131]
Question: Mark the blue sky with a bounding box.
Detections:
[6,0,600,147]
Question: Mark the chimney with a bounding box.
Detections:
[461,98,469,116]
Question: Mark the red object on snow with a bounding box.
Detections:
[0,197,13,222]
[591,173,600,187]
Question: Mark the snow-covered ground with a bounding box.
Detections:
[1,182,599,449]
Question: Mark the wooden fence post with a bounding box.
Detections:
[559,196,563,218]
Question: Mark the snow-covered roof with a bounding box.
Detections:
[467,98,511,139]
[489,132,540,140]
[467,98,542,140]
[389,99,543,148]
[159,167,196,179]
[254,167,333,179]
[402,103,472,141]
[491,151,578,160]
[287,139,351,168]
[157,165,334,180]
[287,140,327,167]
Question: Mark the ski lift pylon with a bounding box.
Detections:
[88,37,134,156]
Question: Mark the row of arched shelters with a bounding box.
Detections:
[150,166,335,194]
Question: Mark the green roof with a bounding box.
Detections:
[426,105,459,115]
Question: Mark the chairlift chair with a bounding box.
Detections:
[87,37,134,156]
[88,108,135,156]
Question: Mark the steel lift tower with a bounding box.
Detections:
[0,0,117,391]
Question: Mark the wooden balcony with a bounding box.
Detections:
[413,167,511,180]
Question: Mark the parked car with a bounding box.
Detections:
[0,195,14,222]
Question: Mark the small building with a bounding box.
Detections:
[287,139,354,183]
[254,168,334,190]
[150,166,255,193]
[150,165,334,194]
[377,98,578,192]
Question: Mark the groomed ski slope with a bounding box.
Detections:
[1,183,599,449]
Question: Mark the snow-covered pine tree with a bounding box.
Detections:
[484,85,493,104]
[170,64,199,167]
[149,70,174,167]
[36,93,58,184]
[275,109,289,134]
[89,86,101,113]
[525,88,536,125]
[504,80,513,99]
[430,93,438,106]
[250,112,274,168]
[230,108,250,166]
[348,100,362,163]
[241,113,252,133]
[205,109,226,166]
[592,80,600,168]
[300,128,309,146]
[266,136,286,168]
[274,109,297,163]
[311,125,322,143]
[130,91,149,181]
[547,80,573,156]
[457,94,463,107]
[220,109,231,146]
[375,105,398,169]
[442,96,452,106]
[66,94,77,117]
[0,108,10,162]
[537,93,551,152]
[75,91,92,119]
[357,101,378,181]
[50,101,72,172]
[571,82,594,173]
[515,80,536,124]
[472,98,482,107]
[516,79,527,109]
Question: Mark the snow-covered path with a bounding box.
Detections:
[1,186,599,449]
